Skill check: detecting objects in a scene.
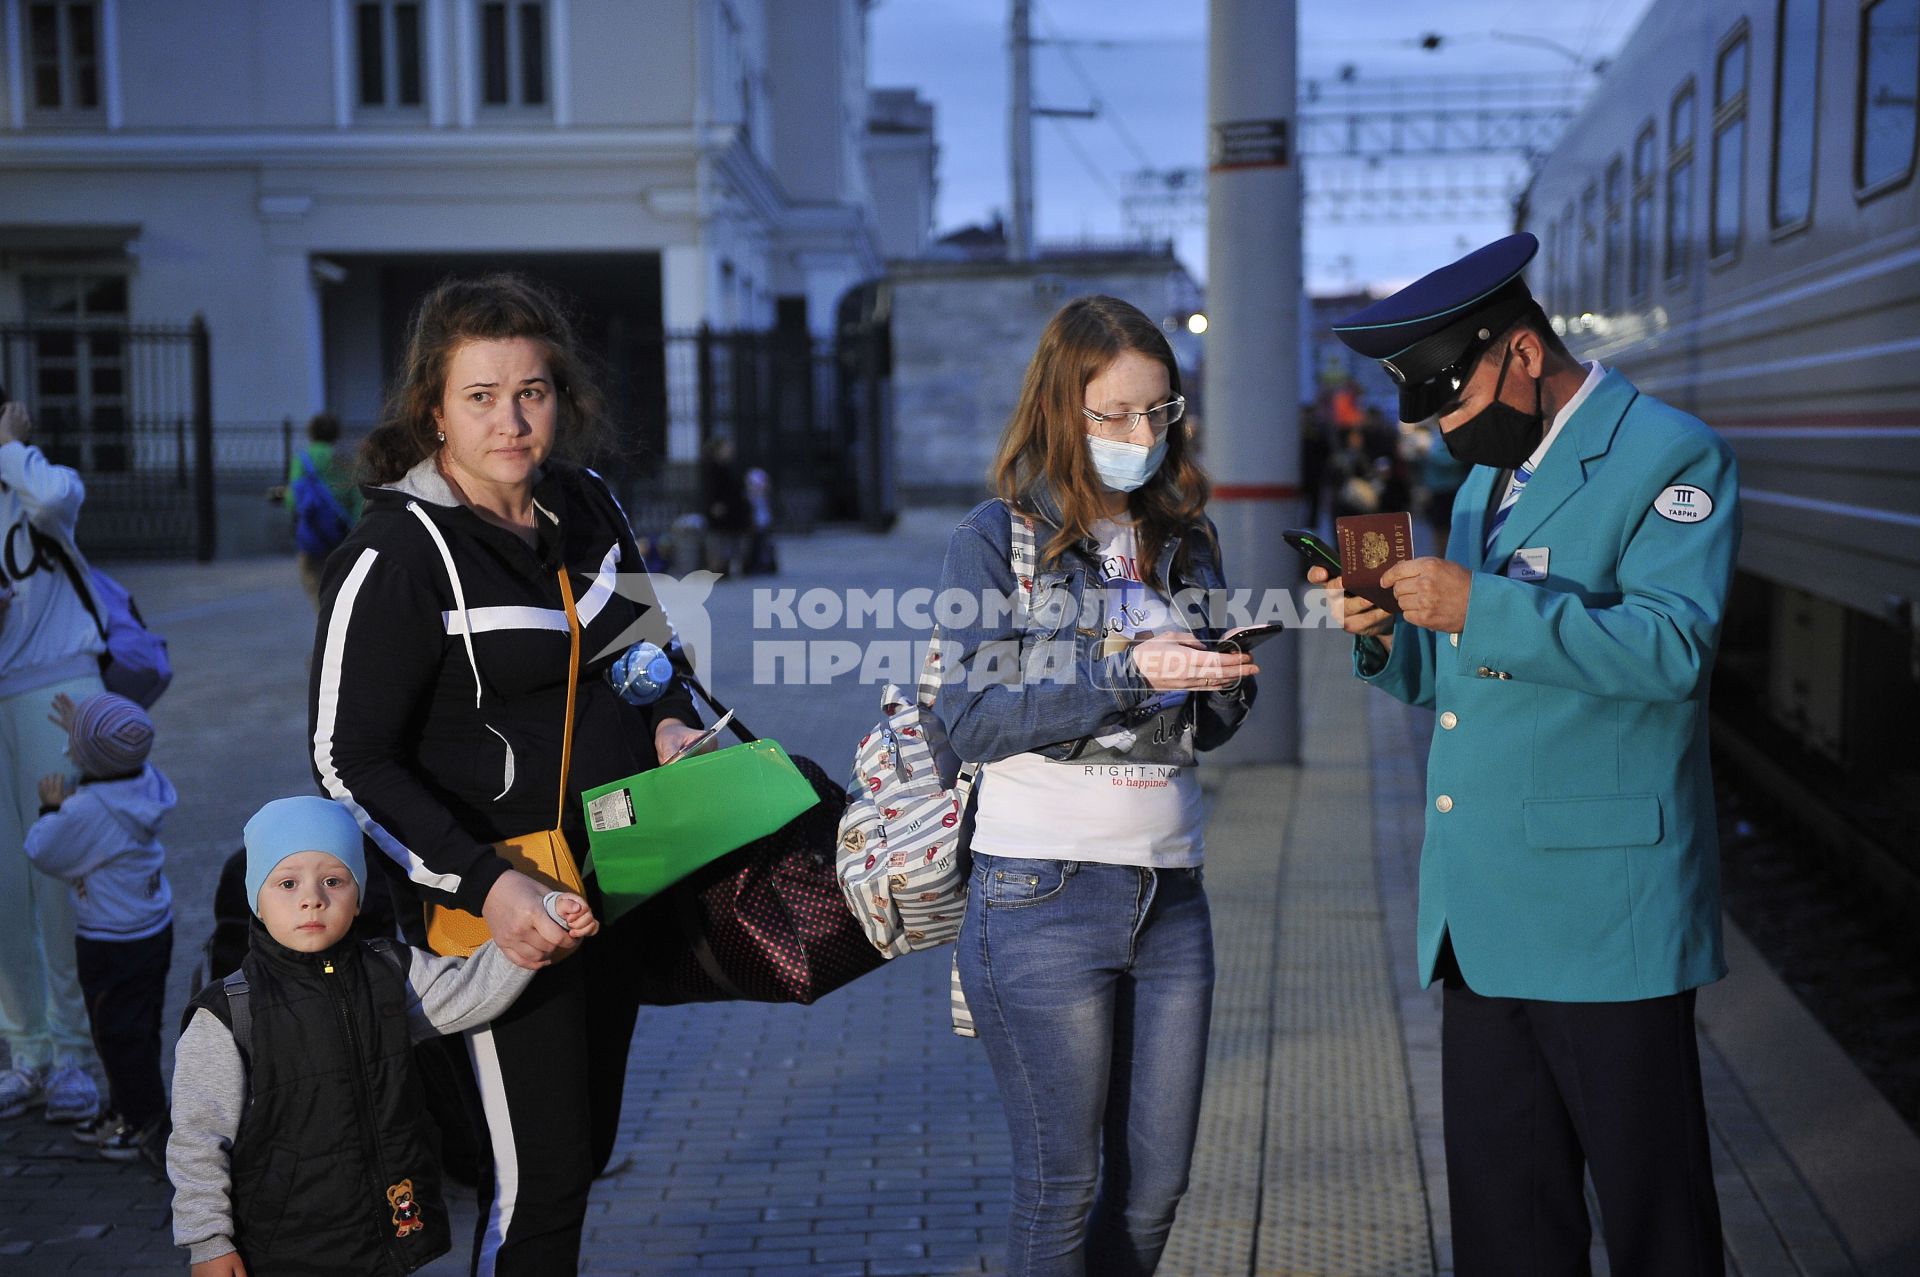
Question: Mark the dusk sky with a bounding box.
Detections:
[870,0,1657,294]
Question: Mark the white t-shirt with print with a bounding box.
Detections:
[971,518,1205,868]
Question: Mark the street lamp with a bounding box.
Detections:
[1417,30,1609,76]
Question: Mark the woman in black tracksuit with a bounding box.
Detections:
[309,274,703,1275]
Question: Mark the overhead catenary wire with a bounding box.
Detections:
[1047,113,1120,202]
[1034,1,1156,172]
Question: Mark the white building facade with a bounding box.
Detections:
[863,86,935,262]
[0,0,886,469]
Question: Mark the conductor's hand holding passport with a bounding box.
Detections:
[1289,515,1472,644]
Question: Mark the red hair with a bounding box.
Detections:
[989,295,1211,584]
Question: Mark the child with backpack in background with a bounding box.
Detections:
[285,412,360,608]
[167,796,598,1277]
[23,691,174,1163]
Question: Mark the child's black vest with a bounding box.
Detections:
[186,922,451,1276]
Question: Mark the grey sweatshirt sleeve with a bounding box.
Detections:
[403,939,536,1041]
[167,1008,244,1265]
[22,792,113,880]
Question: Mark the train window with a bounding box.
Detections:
[1712,28,1750,260]
[1563,204,1578,315]
[1579,183,1599,312]
[1667,81,1697,282]
[1857,0,1919,196]
[1542,218,1556,315]
[1546,205,1560,316]
[1718,29,1749,102]
[1772,0,1822,230]
[1631,122,1657,298]
[1604,156,1624,311]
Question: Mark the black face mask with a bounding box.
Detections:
[1439,342,1545,469]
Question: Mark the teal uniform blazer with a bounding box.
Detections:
[1358,370,1741,1002]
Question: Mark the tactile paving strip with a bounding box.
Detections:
[1163,651,1435,1277]
[1161,768,1293,1276]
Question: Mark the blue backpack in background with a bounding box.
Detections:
[292,449,351,559]
[51,538,173,708]
[84,565,172,707]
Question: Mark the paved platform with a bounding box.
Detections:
[2,509,1917,1275]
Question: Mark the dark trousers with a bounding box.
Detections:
[73,924,172,1129]
[1441,963,1725,1277]
[456,908,650,1277]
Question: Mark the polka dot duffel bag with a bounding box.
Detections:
[623,684,887,1006]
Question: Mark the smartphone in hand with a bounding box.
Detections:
[1282,528,1343,579]
[1216,622,1285,655]
[663,709,733,764]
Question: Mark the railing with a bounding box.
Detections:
[0,318,213,560]
[0,316,891,558]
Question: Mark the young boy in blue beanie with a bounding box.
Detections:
[166,796,596,1277]
[24,691,175,1160]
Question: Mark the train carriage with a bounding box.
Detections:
[1517,0,1920,861]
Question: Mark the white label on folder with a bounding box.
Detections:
[586,789,635,833]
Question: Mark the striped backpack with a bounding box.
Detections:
[835,513,1039,964]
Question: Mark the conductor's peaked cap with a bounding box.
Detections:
[1331,233,1541,422]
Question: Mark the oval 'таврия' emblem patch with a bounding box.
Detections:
[1654,485,1713,523]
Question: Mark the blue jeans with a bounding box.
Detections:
[957,853,1215,1277]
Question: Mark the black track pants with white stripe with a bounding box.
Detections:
[459,920,649,1276]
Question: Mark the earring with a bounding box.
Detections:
[436,431,445,444]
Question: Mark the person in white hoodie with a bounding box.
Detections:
[0,399,105,1124]
[25,691,174,1162]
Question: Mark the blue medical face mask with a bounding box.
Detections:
[1086,434,1168,492]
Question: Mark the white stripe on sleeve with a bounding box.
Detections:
[311,546,464,895]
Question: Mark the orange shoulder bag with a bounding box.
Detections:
[425,568,589,957]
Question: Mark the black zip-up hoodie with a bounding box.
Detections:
[308,458,697,916]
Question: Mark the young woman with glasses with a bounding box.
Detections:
[934,294,1260,1276]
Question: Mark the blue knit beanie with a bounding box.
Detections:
[243,796,367,918]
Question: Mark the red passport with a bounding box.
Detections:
[1335,512,1415,613]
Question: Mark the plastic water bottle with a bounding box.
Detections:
[609,640,673,706]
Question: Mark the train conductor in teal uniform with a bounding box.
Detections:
[1321,232,1739,1276]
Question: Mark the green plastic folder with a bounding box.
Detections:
[581,739,820,921]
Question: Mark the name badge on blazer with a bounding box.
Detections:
[1505,547,1549,581]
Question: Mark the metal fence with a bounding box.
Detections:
[0,316,890,559]
[0,318,213,559]
[516,321,890,538]
[662,325,861,528]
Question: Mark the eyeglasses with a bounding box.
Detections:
[1082,394,1185,441]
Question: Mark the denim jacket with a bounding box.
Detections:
[932,489,1255,765]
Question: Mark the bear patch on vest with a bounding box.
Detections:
[388,1179,424,1237]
